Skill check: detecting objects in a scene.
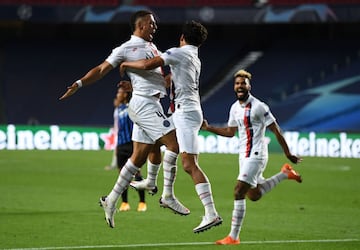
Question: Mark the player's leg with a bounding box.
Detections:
[117,144,132,211]
[180,152,222,233]
[158,129,190,216]
[159,130,178,199]
[247,162,302,201]
[100,141,152,228]
[172,110,221,232]
[134,171,147,212]
[216,180,249,245]
[129,95,170,195]
[130,141,162,195]
[128,94,188,215]
[216,158,260,245]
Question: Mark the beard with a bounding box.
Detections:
[236,91,249,102]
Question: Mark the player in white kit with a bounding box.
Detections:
[59,10,189,229]
[120,21,222,233]
[201,69,302,244]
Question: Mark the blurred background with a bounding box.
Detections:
[0,0,360,133]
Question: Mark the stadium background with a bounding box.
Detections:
[0,0,359,147]
[1,2,360,250]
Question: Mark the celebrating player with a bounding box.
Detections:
[59,10,189,228]
[202,69,302,244]
[120,20,223,233]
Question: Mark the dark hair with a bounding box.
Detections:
[182,20,208,47]
[125,91,132,103]
[129,10,154,32]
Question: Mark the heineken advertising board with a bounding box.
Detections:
[0,125,359,158]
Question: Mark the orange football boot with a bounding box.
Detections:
[215,235,240,245]
[137,202,147,212]
[281,163,302,183]
[119,202,130,212]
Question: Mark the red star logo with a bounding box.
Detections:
[100,128,116,150]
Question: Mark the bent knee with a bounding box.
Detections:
[247,189,262,201]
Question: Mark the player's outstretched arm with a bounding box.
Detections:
[201,119,237,137]
[59,61,113,100]
[119,57,164,77]
[59,82,80,100]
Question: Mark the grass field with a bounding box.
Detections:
[0,150,359,250]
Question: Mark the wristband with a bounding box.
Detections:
[76,80,83,88]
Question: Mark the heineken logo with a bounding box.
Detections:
[0,124,111,150]
[0,125,359,158]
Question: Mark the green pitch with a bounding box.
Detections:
[0,150,359,250]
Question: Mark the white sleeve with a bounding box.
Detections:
[105,46,124,68]
[260,102,276,127]
[227,103,238,127]
[160,47,180,66]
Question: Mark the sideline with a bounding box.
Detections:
[3,238,359,250]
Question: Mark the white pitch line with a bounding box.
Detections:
[2,238,359,250]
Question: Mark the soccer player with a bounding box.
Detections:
[201,69,302,244]
[104,85,130,172]
[120,20,222,233]
[59,10,190,228]
[105,84,147,212]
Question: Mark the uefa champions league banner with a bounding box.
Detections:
[0,124,360,158]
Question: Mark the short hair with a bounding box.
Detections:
[129,10,153,32]
[182,20,208,47]
[234,69,252,80]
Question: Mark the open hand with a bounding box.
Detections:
[59,83,79,100]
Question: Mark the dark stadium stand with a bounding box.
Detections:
[2,39,121,126]
[0,21,359,132]
[200,37,360,132]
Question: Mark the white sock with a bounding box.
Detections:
[110,153,117,167]
[145,160,160,187]
[259,172,287,195]
[229,199,246,240]
[162,150,178,198]
[107,159,139,205]
[195,182,217,217]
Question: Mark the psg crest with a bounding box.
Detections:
[163,120,171,127]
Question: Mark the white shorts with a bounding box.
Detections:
[128,94,175,144]
[238,157,268,187]
[172,109,202,154]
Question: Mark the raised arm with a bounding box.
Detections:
[267,122,302,164]
[201,119,237,137]
[119,56,164,77]
[59,61,114,100]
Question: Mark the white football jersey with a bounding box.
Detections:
[106,35,166,97]
[161,45,201,112]
[228,94,275,158]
